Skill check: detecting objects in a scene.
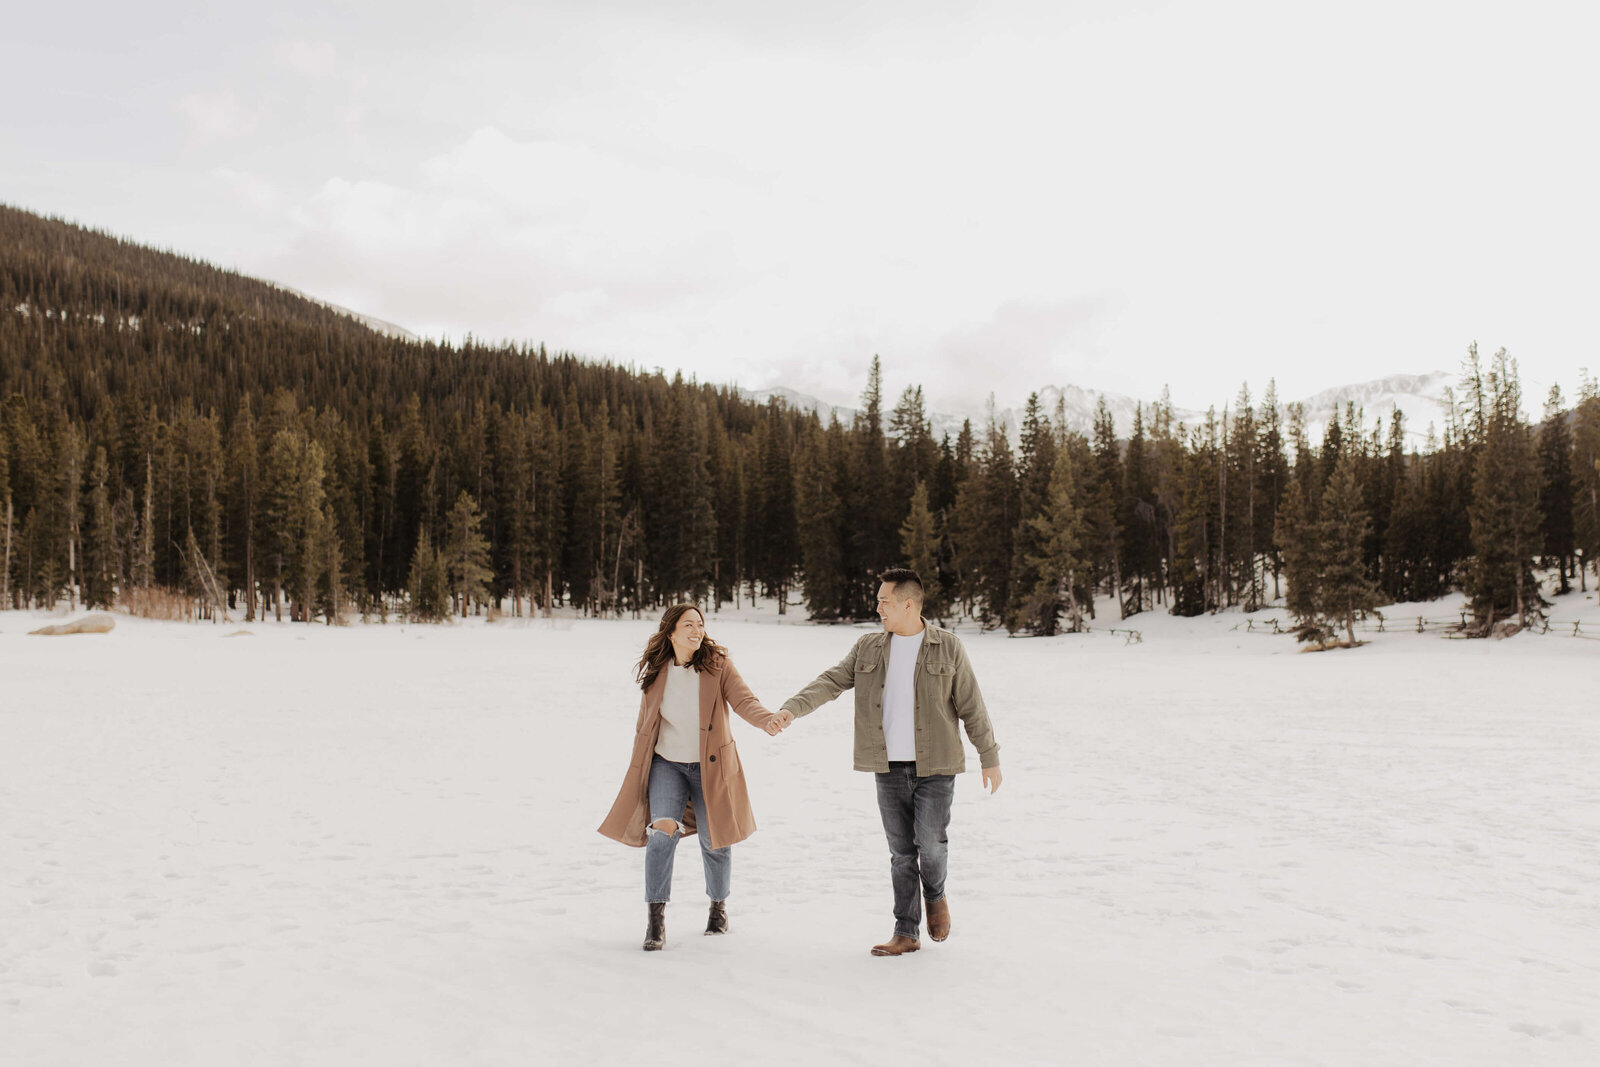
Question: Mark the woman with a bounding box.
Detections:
[598,603,784,951]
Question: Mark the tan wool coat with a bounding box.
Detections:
[598,656,777,851]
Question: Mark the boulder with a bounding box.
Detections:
[29,613,117,636]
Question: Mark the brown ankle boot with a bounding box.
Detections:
[926,897,950,941]
[705,900,729,935]
[643,902,666,951]
[870,934,921,956]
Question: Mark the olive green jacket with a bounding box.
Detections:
[780,622,1000,775]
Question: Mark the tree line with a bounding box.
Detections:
[4,204,1598,634]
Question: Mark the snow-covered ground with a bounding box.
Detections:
[3,590,1598,1066]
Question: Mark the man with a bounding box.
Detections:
[775,567,1002,956]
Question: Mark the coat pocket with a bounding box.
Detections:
[714,740,742,778]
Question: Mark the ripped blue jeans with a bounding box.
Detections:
[645,755,731,903]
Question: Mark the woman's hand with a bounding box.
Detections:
[762,717,785,736]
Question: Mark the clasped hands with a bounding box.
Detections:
[761,709,797,736]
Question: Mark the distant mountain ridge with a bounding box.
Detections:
[741,372,1458,447]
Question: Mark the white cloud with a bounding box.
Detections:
[210,167,278,213]
[275,39,338,80]
[176,90,260,141]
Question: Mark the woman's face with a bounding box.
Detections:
[669,609,706,659]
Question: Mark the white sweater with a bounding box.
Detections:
[655,664,702,763]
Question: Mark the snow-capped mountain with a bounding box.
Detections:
[1292,371,1456,444]
[741,371,1459,447]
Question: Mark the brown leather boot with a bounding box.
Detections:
[705,900,729,935]
[870,934,921,957]
[643,902,666,951]
[926,897,950,942]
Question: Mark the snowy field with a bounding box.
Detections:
[3,592,1599,1067]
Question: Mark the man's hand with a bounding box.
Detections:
[764,710,795,736]
[982,765,1002,794]
[775,709,795,729]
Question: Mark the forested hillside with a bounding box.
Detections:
[3,204,1598,634]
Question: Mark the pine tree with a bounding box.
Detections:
[1171,415,1220,617]
[259,428,302,621]
[1382,444,1428,602]
[130,453,155,594]
[899,480,943,620]
[531,403,565,614]
[1572,373,1600,592]
[1008,393,1058,633]
[444,490,493,617]
[794,418,844,619]
[406,525,450,622]
[888,384,938,534]
[55,414,85,610]
[1255,381,1290,601]
[1120,404,1157,614]
[82,446,117,609]
[1225,385,1259,608]
[1536,384,1575,593]
[846,357,893,617]
[1089,398,1126,616]
[958,404,1019,628]
[225,399,260,620]
[317,504,345,625]
[749,407,798,611]
[290,440,328,623]
[1319,450,1382,646]
[1466,349,1545,632]
[1275,480,1327,647]
[1148,390,1185,609]
[708,417,744,611]
[0,426,10,608]
[1021,443,1087,634]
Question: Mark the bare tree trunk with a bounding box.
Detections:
[1111,542,1124,620]
[2,498,11,608]
[244,495,255,622]
[1217,461,1227,608]
[185,529,230,623]
[1063,573,1083,633]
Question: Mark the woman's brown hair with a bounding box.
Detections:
[635,603,726,691]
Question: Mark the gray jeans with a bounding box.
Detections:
[875,761,954,940]
[644,755,732,903]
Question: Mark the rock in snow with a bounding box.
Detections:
[28,612,116,636]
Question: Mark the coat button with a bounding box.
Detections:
[709,754,717,762]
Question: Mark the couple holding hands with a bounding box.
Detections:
[599,568,1003,955]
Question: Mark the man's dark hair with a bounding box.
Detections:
[878,567,924,604]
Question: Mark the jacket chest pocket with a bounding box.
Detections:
[855,659,881,677]
[922,661,956,710]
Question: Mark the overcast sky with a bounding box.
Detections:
[5,1,1597,417]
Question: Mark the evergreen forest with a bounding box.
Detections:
[4,204,1599,637]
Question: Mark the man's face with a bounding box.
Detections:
[876,582,916,631]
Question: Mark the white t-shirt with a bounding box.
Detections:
[656,663,702,763]
[882,629,925,761]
